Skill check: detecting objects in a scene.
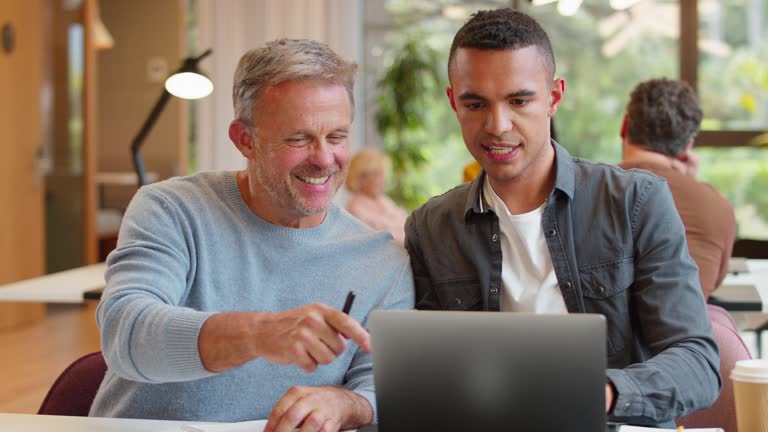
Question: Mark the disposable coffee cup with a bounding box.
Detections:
[731,359,768,432]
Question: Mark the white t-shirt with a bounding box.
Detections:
[484,179,567,314]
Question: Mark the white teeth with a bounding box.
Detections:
[488,146,514,155]
[297,175,329,185]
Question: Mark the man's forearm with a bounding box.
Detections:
[198,311,261,372]
[339,388,374,429]
[199,304,372,374]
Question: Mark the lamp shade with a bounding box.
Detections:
[165,72,213,99]
[131,49,213,187]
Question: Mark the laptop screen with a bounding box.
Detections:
[369,311,606,432]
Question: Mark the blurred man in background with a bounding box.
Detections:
[619,78,736,299]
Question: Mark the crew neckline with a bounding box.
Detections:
[222,171,339,241]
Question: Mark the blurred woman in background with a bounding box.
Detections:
[345,148,407,245]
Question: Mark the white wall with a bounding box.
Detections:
[195,0,365,172]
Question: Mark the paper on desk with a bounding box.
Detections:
[176,420,268,432]
[176,420,357,432]
[619,426,723,432]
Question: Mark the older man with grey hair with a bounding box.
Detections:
[90,39,414,432]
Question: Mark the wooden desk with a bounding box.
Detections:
[0,263,106,304]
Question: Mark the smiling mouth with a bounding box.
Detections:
[295,174,330,185]
[482,144,518,155]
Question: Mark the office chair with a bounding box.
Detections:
[707,303,738,329]
[676,305,752,432]
[38,351,107,416]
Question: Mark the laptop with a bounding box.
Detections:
[363,311,606,432]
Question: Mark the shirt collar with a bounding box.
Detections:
[464,169,489,220]
[464,140,575,221]
[552,140,575,199]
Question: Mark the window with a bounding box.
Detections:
[525,0,678,163]
[694,0,768,239]
[365,0,768,239]
[698,0,768,132]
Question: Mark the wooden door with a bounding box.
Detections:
[0,0,47,329]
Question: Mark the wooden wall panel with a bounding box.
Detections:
[0,0,47,330]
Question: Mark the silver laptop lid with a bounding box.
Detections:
[369,311,606,432]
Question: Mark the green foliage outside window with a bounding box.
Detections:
[375,34,470,210]
[369,0,768,238]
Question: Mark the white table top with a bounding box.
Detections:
[0,413,358,432]
[0,413,261,432]
[96,171,158,186]
[0,263,106,303]
[0,414,694,432]
[720,259,768,313]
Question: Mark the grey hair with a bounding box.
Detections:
[232,38,358,125]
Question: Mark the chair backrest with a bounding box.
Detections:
[38,351,107,416]
[677,305,752,432]
[707,303,738,329]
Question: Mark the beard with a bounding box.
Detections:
[253,158,345,219]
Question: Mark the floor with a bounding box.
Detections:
[0,303,101,414]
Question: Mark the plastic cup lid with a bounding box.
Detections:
[731,359,768,383]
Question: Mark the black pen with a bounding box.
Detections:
[342,291,356,315]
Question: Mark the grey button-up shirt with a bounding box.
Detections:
[405,142,721,427]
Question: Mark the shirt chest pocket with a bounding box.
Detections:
[433,278,483,311]
[578,258,634,354]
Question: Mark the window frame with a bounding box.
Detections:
[680,0,766,148]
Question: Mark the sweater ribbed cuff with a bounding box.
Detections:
[352,388,378,425]
[166,308,218,379]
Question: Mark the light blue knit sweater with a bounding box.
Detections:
[89,171,414,422]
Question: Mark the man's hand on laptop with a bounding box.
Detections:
[198,304,371,373]
[264,385,374,432]
[606,382,616,413]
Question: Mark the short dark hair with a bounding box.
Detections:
[625,79,702,157]
[448,9,555,80]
